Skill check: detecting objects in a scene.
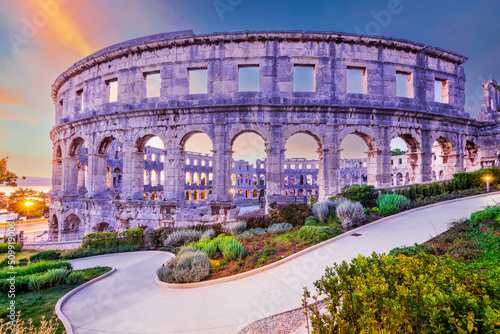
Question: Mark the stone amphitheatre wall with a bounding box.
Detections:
[48,30,495,238]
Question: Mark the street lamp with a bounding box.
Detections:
[485,176,491,192]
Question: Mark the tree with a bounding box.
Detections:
[391,148,407,156]
[0,192,7,211]
[7,188,48,218]
[0,157,23,186]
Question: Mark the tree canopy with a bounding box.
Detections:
[391,148,407,156]
[0,157,23,186]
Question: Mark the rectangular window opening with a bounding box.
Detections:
[107,79,118,102]
[189,68,208,94]
[76,89,84,111]
[145,72,161,98]
[347,67,366,94]
[293,65,315,92]
[239,65,259,92]
[396,71,413,98]
[434,78,449,103]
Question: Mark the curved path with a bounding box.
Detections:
[62,192,500,333]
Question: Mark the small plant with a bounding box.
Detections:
[305,216,321,226]
[248,228,266,236]
[379,204,400,217]
[312,201,336,223]
[157,249,212,284]
[298,226,342,243]
[336,200,365,229]
[200,229,216,240]
[340,185,379,207]
[223,221,247,236]
[388,243,430,257]
[371,207,379,212]
[164,229,203,247]
[377,193,410,210]
[66,271,86,285]
[266,223,293,234]
[470,206,500,224]
[218,236,246,261]
[17,258,28,266]
[269,203,311,227]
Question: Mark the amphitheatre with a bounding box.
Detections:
[48,29,500,240]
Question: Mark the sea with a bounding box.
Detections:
[0,186,52,196]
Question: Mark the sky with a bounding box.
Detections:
[0,0,498,178]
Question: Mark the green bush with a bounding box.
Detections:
[144,227,173,248]
[340,185,379,208]
[248,228,266,236]
[0,258,9,268]
[304,252,500,334]
[61,245,142,260]
[218,236,246,261]
[298,226,342,243]
[30,250,61,262]
[266,223,293,234]
[470,206,500,224]
[388,243,430,257]
[305,216,321,226]
[336,200,365,229]
[223,221,247,236]
[82,228,144,249]
[27,268,68,291]
[269,203,311,227]
[0,260,71,279]
[200,229,216,240]
[156,249,212,283]
[0,243,22,253]
[377,193,410,210]
[164,229,202,247]
[17,258,28,266]
[379,204,400,217]
[66,271,85,285]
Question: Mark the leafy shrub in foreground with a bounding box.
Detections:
[388,243,431,257]
[305,216,321,226]
[335,200,365,229]
[144,226,173,248]
[61,245,142,260]
[157,249,212,283]
[377,193,410,210]
[298,226,342,243]
[200,229,216,240]
[240,211,272,229]
[82,228,144,249]
[217,236,246,261]
[248,228,266,236]
[304,252,500,334]
[30,250,61,262]
[379,204,400,217]
[340,185,379,208]
[470,206,500,224]
[28,268,68,291]
[266,223,293,234]
[223,221,247,236]
[164,229,203,247]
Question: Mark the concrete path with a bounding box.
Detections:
[61,192,500,334]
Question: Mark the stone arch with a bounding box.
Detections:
[134,131,167,152]
[337,127,377,151]
[178,128,215,150]
[64,213,81,230]
[96,134,125,155]
[49,214,59,241]
[282,127,324,150]
[68,137,85,156]
[95,222,112,232]
[228,126,270,148]
[433,134,459,179]
[464,138,479,171]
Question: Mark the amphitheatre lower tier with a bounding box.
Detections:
[48,30,500,239]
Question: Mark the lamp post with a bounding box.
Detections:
[486,176,490,193]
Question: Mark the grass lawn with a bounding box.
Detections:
[0,266,111,333]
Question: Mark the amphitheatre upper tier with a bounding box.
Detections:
[51,29,470,128]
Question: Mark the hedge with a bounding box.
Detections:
[82,228,144,249]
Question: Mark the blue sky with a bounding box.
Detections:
[0,0,498,177]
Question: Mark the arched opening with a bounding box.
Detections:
[151,170,159,187]
[97,137,123,196]
[49,214,59,241]
[63,213,82,241]
[433,136,455,179]
[285,132,321,198]
[253,189,258,198]
[186,191,192,201]
[151,192,158,200]
[95,222,112,232]
[231,132,266,203]
[183,132,213,205]
[144,170,150,185]
[464,140,479,172]
[67,137,87,195]
[113,167,122,189]
[144,193,150,200]
[231,174,236,186]
[390,135,418,184]
[106,166,112,188]
[140,136,165,193]
[340,133,371,187]
[201,190,207,200]
[259,174,265,185]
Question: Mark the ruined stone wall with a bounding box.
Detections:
[49,30,485,237]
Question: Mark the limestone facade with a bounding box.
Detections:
[49,30,497,239]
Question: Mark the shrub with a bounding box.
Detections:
[248,228,266,236]
[200,229,216,240]
[377,193,410,210]
[239,231,254,238]
[312,201,336,223]
[156,249,212,283]
[388,243,430,257]
[266,223,293,234]
[340,185,379,207]
[218,236,246,261]
[82,228,144,249]
[336,200,365,229]
[470,206,500,224]
[17,258,28,266]
[298,226,342,243]
[0,243,22,253]
[379,204,400,217]
[269,203,311,227]
[0,258,8,268]
[164,229,203,247]
[240,211,272,229]
[223,221,247,236]
[144,227,173,248]
[28,268,68,291]
[305,216,321,226]
[30,250,61,262]
[0,260,71,279]
[61,245,141,260]
[304,252,500,334]
[66,271,85,285]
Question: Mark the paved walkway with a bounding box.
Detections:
[62,193,500,334]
